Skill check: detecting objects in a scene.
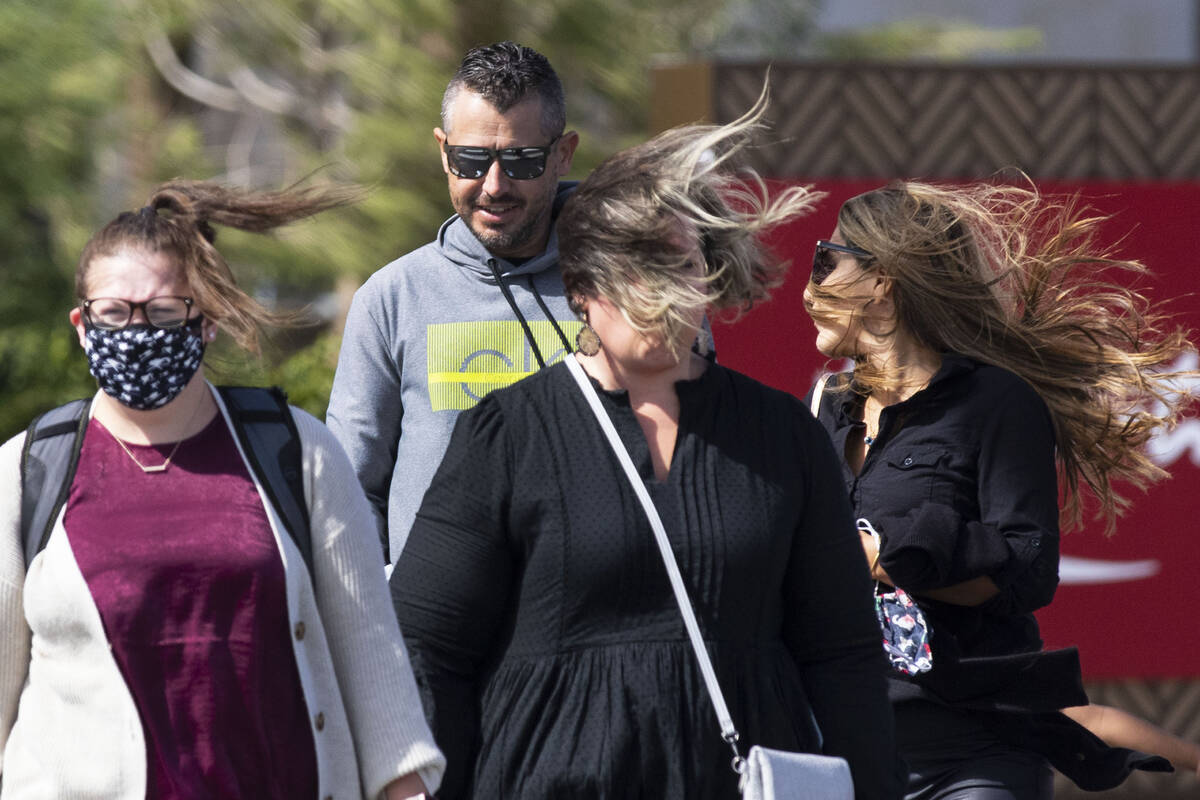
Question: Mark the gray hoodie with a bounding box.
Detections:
[327,183,581,562]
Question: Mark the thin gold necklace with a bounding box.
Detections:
[110,433,185,473]
[107,393,206,474]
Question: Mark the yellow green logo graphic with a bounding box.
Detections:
[427,320,582,411]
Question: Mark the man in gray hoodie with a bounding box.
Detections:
[327,42,581,563]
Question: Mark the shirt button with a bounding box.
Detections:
[1031,537,1041,547]
[294,621,306,640]
[903,456,914,466]
[315,712,325,731]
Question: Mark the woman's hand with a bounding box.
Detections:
[858,530,894,586]
[383,772,429,800]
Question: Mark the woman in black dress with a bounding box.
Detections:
[802,181,1196,798]
[389,103,905,800]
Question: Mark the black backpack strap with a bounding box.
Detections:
[20,398,92,568]
[218,386,313,580]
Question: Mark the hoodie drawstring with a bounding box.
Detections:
[487,259,550,369]
[526,275,574,355]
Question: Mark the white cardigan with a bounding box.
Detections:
[0,385,445,799]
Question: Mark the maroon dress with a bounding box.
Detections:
[63,413,318,800]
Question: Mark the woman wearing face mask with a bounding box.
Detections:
[389,107,906,800]
[802,181,1196,798]
[0,182,444,799]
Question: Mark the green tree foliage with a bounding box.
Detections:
[0,0,132,438]
[1,0,741,440]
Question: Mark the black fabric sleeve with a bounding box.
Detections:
[783,411,905,800]
[878,380,1060,614]
[389,398,516,800]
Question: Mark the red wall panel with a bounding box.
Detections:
[712,179,1200,678]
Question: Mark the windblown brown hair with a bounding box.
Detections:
[76,179,361,353]
[557,88,823,358]
[812,180,1197,532]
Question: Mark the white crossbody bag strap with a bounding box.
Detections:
[564,355,743,753]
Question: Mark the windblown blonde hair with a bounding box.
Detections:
[77,179,361,353]
[811,179,1197,532]
[557,90,823,357]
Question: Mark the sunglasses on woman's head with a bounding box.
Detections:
[443,135,561,180]
[812,240,873,285]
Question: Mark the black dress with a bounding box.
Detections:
[391,361,904,800]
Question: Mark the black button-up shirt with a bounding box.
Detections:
[807,354,1176,790]
[810,354,1061,666]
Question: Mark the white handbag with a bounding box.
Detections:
[742,746,853,800]
[565,355,854,800]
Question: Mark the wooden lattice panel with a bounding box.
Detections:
[710,63,1200,180]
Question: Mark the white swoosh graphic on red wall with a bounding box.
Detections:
[1060,555,1161,585]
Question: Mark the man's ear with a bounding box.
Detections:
[433,127,451,176]
[553,130,580,176]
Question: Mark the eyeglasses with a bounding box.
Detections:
[443,135,561,180]
[82,296,195,330]
[812,240,873,285]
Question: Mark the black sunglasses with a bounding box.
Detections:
[812,240,873,285]
[443,134,561,180]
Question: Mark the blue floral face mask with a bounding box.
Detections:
[84,317,206,410]
[858,517,933,676]
[875,586,933,675]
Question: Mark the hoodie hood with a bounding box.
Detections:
[437,181,578,283]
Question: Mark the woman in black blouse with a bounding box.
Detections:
[389,103,905,800]
[802,181,1196,798]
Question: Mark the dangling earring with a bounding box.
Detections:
[575,322,601,356]
[694,326,713,358]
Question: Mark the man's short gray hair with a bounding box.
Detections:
[441,41,565,137]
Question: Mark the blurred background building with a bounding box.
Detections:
[813,0,1198,62]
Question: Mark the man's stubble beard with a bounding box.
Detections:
[470,211,542,255]
[465,182,556,258]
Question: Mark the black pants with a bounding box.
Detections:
[897,701,1054,800]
